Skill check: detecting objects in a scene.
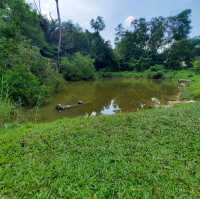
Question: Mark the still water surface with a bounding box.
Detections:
[25,78,178,122]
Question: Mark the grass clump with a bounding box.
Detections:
[98,71,144,79]
[1,103,200,198]
[0,76,14,126]
[188,79,200,99]
[0,98,13,126]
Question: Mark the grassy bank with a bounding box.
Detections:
[165,70,200,99]
[1,103,200,198]
[98,69,197,80]
[1,69,199,126]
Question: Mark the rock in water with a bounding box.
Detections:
[151,97,161,108]
[178,79,192,87]
[78,100,84,105]
[56,104,65,111]
[151,97,160,104]
[90,112,97,117]
[56,104,78,112]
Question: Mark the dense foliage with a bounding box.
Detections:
[0,38,63,106]
[61,53,96,81]
[0,0,63,106]
[193,57,200,73]
[115,9,200,71]
[42,17,117,71]
[147,65,166,79]
[0,0,200,108]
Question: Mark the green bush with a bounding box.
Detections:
[61,53,96,81]
[4,65,49,106]
[127,59,140,71]
[42,67,64,94]
[149,64,165,72]
[30,59,64,94]
[128,58,152,71]
[193,57,200,73]
[98,69,114,78]
[0,39,64,106]
[147,65,166,79]
[188,79,200,99]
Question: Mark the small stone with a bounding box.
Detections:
[78,100,84,105]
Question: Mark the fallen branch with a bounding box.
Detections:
[56,101,86,112]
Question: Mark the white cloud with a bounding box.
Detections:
[124,16,136,27]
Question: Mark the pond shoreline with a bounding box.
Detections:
[3,69,198,125]
[21,77,178,122]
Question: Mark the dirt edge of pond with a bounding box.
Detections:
[151,80,195,109]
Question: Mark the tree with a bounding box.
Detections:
[115,24,125,44]
[55,0,62,71]
[167,9,192,41]
[148,17,166,54]
[115,9,195,71]
[165,38,200,69]
[0,0,45,45]
[90,16,105,33]
[115,18,150,70]
[60,21,90,56]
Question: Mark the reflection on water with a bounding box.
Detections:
[101,99,120,115]
[24,78,178,122]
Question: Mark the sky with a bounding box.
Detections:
[28,0,200,45]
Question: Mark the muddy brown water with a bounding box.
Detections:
[24,78,178,122]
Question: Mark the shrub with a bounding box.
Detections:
[193,57,200,73]
[4,65,49,106]
[0,39,64,106]
[30,59,64,94]
[43,67,64,94]
[61,53,96,81]
[128,58,152,71]
[98,71,113,78]
[127,59,140,71]
[188,79,200,99]
[147,65,166,79]
[149,64,165,72]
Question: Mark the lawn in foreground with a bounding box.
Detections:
[1,103,200,198]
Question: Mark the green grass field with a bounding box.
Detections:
[1,103,200,198]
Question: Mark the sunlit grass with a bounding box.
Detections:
[1,103,200,198]
[188,79,200,99]
[0,99,13,124]
[0,77,14,126]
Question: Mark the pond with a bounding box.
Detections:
[24,78,178,122]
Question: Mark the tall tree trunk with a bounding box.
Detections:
[55,0,62,72]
